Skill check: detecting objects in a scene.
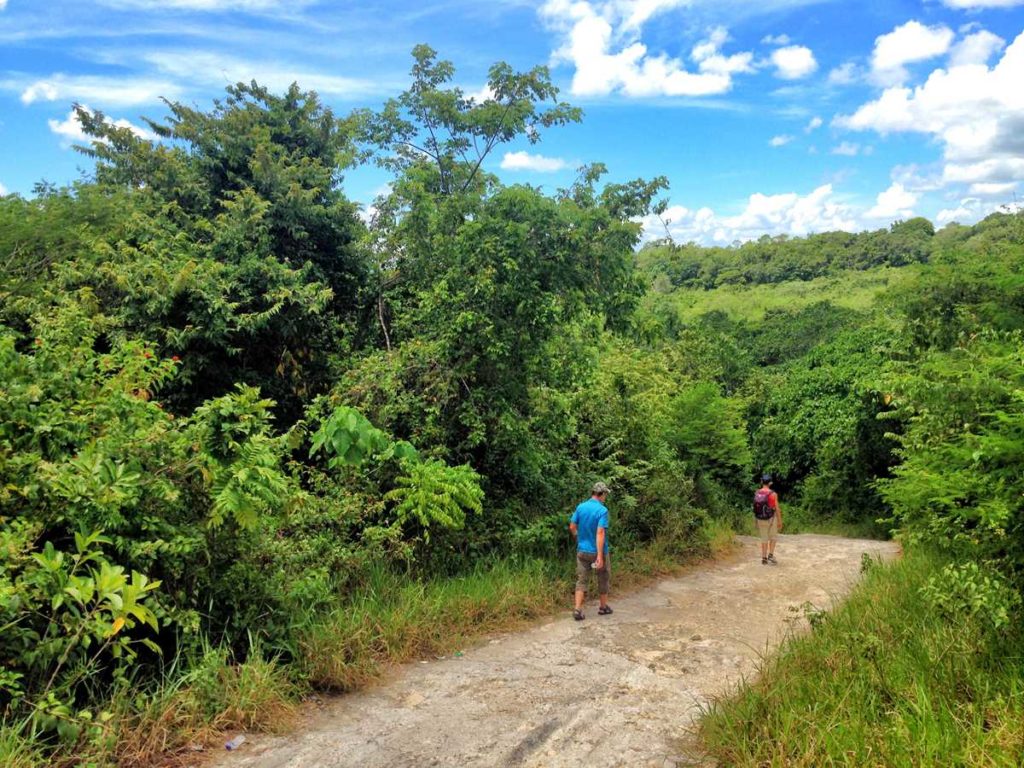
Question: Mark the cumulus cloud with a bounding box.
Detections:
[828,61,860,85]
[805,116,823,132]
[0,0,8,10]
[762,33,791,45]
[769,134,793,147]
[639,184,857,244]
[864,182,919,220]
[938,197,1020,225]
[465,84,496,103]
[500,151,569,172]
[0,181,8,195]
[937,199,980,224]
[949,29,1005,66]
[836,31,1024,189]
[832,141,860,156]
[968,181,1017,196]
[871,21,954,84]
[18,75,180,106]
[48,107,155,148]
[770,45,818,79]
[937,198,1019,227]
[539,1,754,98]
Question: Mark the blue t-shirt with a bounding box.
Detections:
[571,498,609,554]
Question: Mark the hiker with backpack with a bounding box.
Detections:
[754,474,783,565]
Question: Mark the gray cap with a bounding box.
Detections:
[592,481,610,496]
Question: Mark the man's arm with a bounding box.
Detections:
[773,493,783,531]
[595,527,606,568]
[569,522,578,539]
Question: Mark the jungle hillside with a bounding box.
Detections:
[2,47,1024,767]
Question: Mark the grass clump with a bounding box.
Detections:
[0,722,43,768]
[701,549,1024,767]
[111,644,299,767]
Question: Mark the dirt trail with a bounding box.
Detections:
[211,534,898,768]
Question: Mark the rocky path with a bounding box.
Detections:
[211,534,899,768]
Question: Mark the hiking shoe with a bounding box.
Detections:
[573,609,585,621]
[768,554,778,564]
[761,557,769,565]
[598,605,613,616]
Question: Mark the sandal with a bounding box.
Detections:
[573,609,585,621]
[598,605,613,616]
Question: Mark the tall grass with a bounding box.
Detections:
[299,530,725,691]
[12,525,728,767]
[701,549,1024,767]
[0,721,42,768]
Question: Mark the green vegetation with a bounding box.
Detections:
[702,551,1024,767]
[2,41,1024,767]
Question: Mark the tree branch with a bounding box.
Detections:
[460,99,515,194]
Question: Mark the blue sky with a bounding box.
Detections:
[1,0,1022,243]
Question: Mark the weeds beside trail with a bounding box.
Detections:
[701,549,1024,767]
[300,527,733,691]
[0,528,733,768]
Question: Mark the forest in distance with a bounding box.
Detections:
[2,45,1024,766]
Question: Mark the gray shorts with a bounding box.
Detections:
[576,552,610,594]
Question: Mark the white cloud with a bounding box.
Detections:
[949,30,1005,67]
[827,61,859,85]
[0,0,8,10]
[465,84,496,103]
[940,197,1021,225]
[934,196,1016,225]
[97,0,308,9]
[942,0,1024,7]
[805,115,823,132]
[20,81,59,103]
[769,134,793,147]
[18,75,180,106]
[47,107,155,148]
[871,21,954,84]
[500,151,568,172]
[0,181,8,195]
[968,181,1017,196]
[832,141,860,156]
[761,33,791,46]
[936,200,978,224]
[141,50,379,98]
[539,2,754,98]
[692,26,756,77]
[944,158,1024,184]
[864,182,919,220]
[640,184,857,244]
[837,31,1024,190]
[770,45,818,79]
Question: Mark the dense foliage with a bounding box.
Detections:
[2,42,1024,766]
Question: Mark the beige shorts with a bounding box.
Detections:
[756,517,778,543]
[575,552,610,594]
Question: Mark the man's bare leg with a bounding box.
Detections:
[575,589,585,611]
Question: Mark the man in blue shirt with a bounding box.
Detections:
[569,481,612,621]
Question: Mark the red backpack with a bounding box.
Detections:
[753,488,775,520]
